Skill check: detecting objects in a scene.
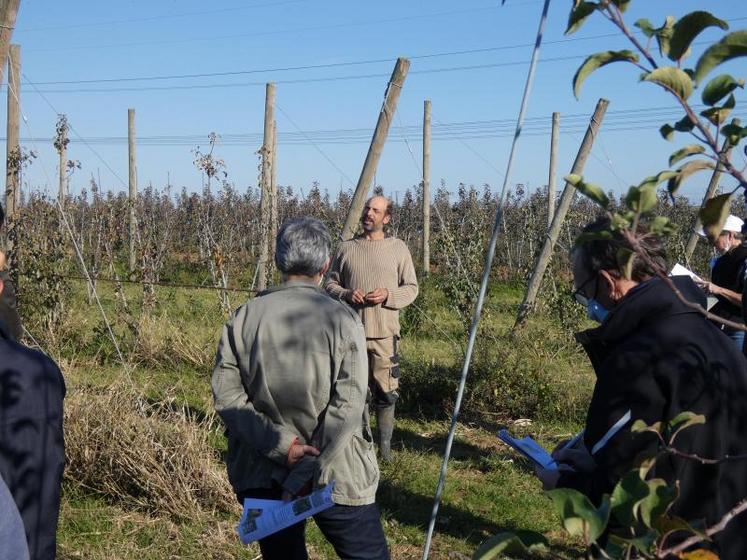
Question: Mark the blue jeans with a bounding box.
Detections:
[724,327,746,352]
[238,486,389,560]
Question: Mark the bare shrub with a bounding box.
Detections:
[64,383,236,519]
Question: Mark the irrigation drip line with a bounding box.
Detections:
[421,0,551,556]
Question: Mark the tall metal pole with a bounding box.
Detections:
[547,112,559,227]
[128,108,137,274]
[341,58,410,240]
[422,99,431,275]
[421,0,552,557]
[514,99,609,328]
[5,43,19,220]
[257,82,276,291]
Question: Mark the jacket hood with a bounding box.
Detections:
[576,275,707,349]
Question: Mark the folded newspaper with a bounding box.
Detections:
[237,482,335,544]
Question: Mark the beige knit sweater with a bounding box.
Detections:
[325,237,418,338]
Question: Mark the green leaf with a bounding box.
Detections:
[573,50,639,98]
[635,18,656,38]
[667,160,715,195]
[669,144,706,166]
[721,119,747,147]
[674,115,696,132]
[610,0,630,13]
[699,193,733,242]
[638,171,678,190]
[473,531,547,559]
[660,124,675,141]
[566,2,598,35]
[649,216,677,236]
[639,478,677,528]
[700,93,735,126]
[642,67,694,100]
[668,11,729,62]
[694,30,747,84]
[702,74,745,105]
[656,16,676,58]
[617,248,635,280]
[547,488,611,543]
[565,174,610,208]
[668,411,706,443]
[631,419,663,435]
[625,184,658,214]
[610,471,650,527]
[654,515,708,539]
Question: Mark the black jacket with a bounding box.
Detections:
[0,318,65,559]
[0,271,22,342]
[559,276,747,559]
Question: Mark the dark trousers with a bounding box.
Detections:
[238,487,389,560]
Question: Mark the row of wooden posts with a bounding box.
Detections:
[0,30,725,324]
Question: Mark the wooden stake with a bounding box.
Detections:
[128,108,137,274]
[683,128,737,262]
[58,122,67,205]
[269,118,278,280]
[257,82,275,291]
[0,0,20,86]
[422,99,431,274]
[547,112,559,227]
[341,57,410,241]
[514,98,609,329]
[5,43,19,220]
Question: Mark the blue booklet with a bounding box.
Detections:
[498,429,557,470]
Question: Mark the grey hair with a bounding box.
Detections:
[275,217,331,276]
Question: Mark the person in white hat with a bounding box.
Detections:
[696,214,747,349]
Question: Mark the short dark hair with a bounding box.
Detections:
[573,216,667,281]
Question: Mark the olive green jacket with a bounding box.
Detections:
[212,280,379,506]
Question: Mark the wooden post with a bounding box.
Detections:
[4,43,19,220]
[547,112,559,227]
[128,108,137,274]
[269,118,278,280]
[422,99,431,274]
[58,122,67,205]
[341,57,410,240]
[683,128,737,262]
[514,98,609,328]
[257,82,275,291]
[0,0,20,86]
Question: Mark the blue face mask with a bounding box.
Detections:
[586,298,609,323]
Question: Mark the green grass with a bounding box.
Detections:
[37,277,593,559]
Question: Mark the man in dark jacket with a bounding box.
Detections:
[539,217,747,559]
[0,272,66,559]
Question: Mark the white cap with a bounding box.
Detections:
[696,214,744,237]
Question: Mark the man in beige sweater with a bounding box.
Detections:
[326,196,418,461]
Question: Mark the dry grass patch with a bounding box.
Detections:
[64,382,236,520]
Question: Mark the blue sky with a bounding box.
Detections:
[4,0,746,201]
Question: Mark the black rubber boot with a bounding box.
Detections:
[377,404,395,462]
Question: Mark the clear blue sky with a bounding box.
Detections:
[4,0,746,201]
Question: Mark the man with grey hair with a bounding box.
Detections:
[213,217,389,560]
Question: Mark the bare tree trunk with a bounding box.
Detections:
[341,58,410,241]
[422,99,431,275]
[257,82,275,291]
[269,118,278,280]
[514,98,609,329]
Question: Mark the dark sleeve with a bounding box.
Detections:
[557,346,665,504]
[0,271,22,341]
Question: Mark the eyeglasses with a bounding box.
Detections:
[571,274,599,306]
